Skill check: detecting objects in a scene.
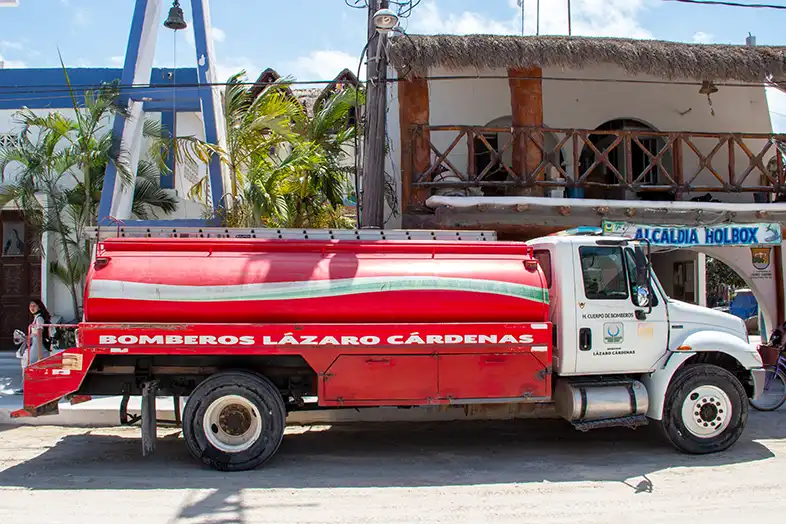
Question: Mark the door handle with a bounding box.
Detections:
[365,358,391,365]
[579,328,592,351]
[482,356,506,365]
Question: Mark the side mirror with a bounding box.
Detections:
[635,286,650,308]
[632,245,654,314]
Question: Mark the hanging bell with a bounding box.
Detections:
[699,80,718,96]
[164,1,187,31]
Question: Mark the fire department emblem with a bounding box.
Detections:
[751,248,770,271]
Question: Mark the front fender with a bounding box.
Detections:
[641,332,762,420]
[673,330,762,369]
[640,351,695,421]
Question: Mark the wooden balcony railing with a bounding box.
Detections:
[408,125,786,200]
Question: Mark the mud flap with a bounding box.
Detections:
[141,380,159,457]
[11,399,60,418]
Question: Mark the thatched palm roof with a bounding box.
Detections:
[314,68,360,113]
[249,68,284,98]
[388,35,786,82]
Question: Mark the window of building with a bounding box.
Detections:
[2,221,25,257]
[673,260,696,304]
[0,133,18,148]
[579,246,628,300]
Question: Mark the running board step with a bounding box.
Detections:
[572,414,649,432]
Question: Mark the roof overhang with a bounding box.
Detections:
[389,35,786,83]
[422,195,786,230]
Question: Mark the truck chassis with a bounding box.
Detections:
[16,321,556,470]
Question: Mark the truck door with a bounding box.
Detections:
[573,243,668,374]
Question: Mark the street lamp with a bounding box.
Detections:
[372,8,399,34]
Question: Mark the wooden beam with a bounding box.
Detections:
[509,67,544,196]
[399,77,430,212]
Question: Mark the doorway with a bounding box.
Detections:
[0,211,41,350]
[578,119,672,201]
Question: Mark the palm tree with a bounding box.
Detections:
[188,70,306,204]
[0,72,195,319]
[284,85,364,228]
[200,70,364,229]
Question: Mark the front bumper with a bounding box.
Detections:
[750,367,767,401]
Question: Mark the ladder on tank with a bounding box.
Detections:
[86,226,499,242]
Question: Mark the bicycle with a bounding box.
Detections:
[750,346,786,411]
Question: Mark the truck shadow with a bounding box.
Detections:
[0,411,782,491]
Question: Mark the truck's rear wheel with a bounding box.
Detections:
[183,371,286,471]
[661,363,748,454]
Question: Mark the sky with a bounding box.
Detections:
[1,0,786,127]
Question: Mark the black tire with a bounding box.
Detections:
[182,370,286,471]
[661,363,748,454]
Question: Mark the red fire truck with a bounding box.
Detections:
[15,227,766,471]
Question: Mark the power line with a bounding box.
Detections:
[0,72,781,106]
[662,0,786,10]
[0,74,777,98]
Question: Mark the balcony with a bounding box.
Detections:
[408,124,786,201]
[402,124,786,231]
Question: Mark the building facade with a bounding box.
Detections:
[0,66,210,330]
[384,34,786,336]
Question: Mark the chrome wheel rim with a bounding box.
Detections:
[681,385,731,439]
[202,395,262,453]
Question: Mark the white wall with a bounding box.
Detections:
[543,64,772,202]
[173,111,207,202]
[651,249,701,303]
[392,64,775,205]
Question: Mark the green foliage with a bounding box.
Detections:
[706,256,746,308]
[203,70,365,229]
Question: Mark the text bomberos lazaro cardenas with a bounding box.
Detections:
[97,333,536,347]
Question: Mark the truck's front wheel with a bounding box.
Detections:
[661,364,748,454]
[183,371,286,471]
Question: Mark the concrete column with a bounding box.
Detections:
[34,192,51,309]
[697,252,707,307]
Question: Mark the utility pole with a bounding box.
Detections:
[536,0,540,35]
[361,0,389,229]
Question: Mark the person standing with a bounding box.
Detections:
[26,299,52,367]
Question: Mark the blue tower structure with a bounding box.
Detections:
[97,0,226,226]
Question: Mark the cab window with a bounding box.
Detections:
[579,246,628,300]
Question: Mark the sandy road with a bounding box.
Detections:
[1,409,785,524]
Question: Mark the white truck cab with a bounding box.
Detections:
[528,234,766,454]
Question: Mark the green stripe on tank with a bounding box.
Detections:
[188,277,549,304]
[91,276,550,305]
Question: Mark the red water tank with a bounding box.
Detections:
[83,238,549,324]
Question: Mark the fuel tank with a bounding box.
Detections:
[83,238,549,324]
